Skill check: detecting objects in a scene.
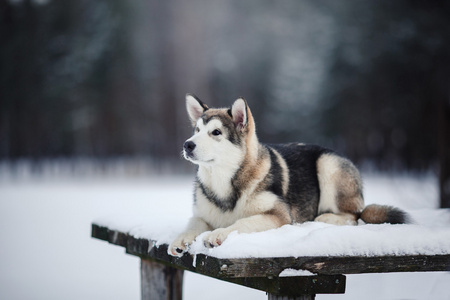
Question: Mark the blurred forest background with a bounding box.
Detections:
[0,0,449,206]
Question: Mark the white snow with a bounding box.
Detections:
[279,269,316,277]
[94,173,450,260]
[187,221,450,259]
[0,172,449,300]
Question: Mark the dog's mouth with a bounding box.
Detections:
[183,150,196,161]
[183,151,196,161]
[183,151,214,164]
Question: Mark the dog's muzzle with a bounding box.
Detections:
[183,141,196,158]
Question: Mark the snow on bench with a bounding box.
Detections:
[91,211,450,300]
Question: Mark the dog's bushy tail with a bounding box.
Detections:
[360,204,411,224]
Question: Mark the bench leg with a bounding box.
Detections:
[268,294,316,300]
[141,259,184,300]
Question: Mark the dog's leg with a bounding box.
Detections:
[314,212,358,225]
[316,154,364,226]
[168,217,211,257]
[203,211,290,248]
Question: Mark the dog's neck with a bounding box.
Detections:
[197,157,241,200]
[197,133,261,200]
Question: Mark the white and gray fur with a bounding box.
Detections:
[168,94,409,256]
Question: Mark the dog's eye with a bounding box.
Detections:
[195,127,200,133]
[212,129,222,136]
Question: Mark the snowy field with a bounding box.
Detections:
[0,171,449,300]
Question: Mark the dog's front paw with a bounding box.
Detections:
[168,232,197,257]
[203,228,233,248]
[168,242,187,257]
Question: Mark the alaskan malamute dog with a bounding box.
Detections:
[168,94,409,257]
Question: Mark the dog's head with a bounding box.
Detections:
[183,94,256,167]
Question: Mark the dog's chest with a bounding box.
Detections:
[193,184,278,229]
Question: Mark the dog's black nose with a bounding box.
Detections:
[184,141,196,153]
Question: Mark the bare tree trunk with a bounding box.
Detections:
[439,87,450,208]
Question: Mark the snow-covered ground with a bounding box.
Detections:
[0,172,449,300]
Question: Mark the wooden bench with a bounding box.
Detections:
[91,223,450,300]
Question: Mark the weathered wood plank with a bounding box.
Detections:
[92,224,450,276]
[91,224,128,247]
[224,275,345,296]
[91,223,450,278]
[91,224,109,242]
[92,224,346,295]
[203,255,450,278]
[268,295,315,300]
[92,221,450,300]
[141,259,183,300]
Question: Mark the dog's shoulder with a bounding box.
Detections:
[266,143,334,165]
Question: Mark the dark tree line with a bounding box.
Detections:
[1,0,449,206]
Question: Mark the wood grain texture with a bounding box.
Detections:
[92,223,450,296]
[268,295,316,300]
[141,259,183,300]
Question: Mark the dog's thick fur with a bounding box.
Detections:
[168,94,409,256]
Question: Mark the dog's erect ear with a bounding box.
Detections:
[186,94,208,126]
[231,98,248,131]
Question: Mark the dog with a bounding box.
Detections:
[168,94,409,257]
